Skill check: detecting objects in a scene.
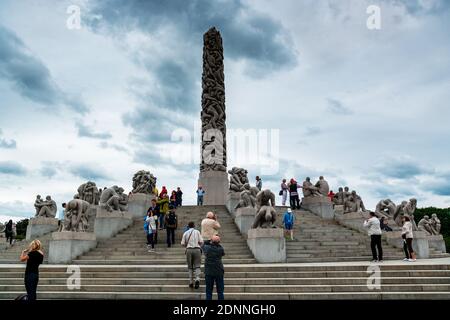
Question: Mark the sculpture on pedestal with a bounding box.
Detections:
[430,214,441,235]
[302,177,321,197]
[344,190,367,213]
[228,167,249,192]
[77,181,100,205]
[418,215,434,235]
[314,176,330,196]
[99,186,128,212]
[131,170,157,194]
[252,189,276,228]
[200,27,227,172]
[235,183,259,210]
[333,187,345,205]
[61,199,89,232]
[34,195,57,218]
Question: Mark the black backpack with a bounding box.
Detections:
[167,213,177,227]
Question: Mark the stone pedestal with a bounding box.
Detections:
[247,228,286,263]
[94,208,133,240]
[86,205,98,232]
[334,205,344,214]
[226,192,241,217]
[128,193,155,219]
[427,235,447,253]
[234,207,256,237]
[48,231,97,264]
[385,231,430,259]
[26,217,59,240]
[198,171,228,205]
[301,196,334,220]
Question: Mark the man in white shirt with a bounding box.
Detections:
[363,211,383,262]
[181,221,204,289]
[201,212,221,244]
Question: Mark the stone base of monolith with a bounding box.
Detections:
[247,228,286,263]
[385,231,430,259]
[48,231,97,264]
[301,196,334,220]
[235,207,256,237]
[128,193,155,219]
[26,217,59,240]
[94,208,133,240]
[226,192,241,217]
[427,234,446,253]
[198,171,228,205]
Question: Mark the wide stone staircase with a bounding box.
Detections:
[274,208,447,263]
[0,205,449,299]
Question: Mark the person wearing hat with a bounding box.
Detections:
[203,235,225,300]
[164,205,178,248]
[283,208,296,240]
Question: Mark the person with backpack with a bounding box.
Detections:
[283,208,296,240]
[144,210,157,252]
[164,205,178,248]
[181,221,204,289]
[20,240,44,301]
[147,199,160,243]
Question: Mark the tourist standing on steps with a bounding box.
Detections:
[196,186,205,206]
[159,186,168,198]
[148,199,160,243]
[201,212,221,244]
[165,205,178,248]
[170,190,177,207]
[144,210,157,252]
[203,235,225,300]
[288,179,301,210]
[256,176,262,191]
[181,221,204,289]
[283,208,296,240]
[280,179,288,206]
[3,220,14,246]
[176,187,183,207]
[20,240,44,301]
[363,211,383,262]
[157,194,169,230]
[402,216,416,262]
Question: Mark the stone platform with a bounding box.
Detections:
[127,193,155,219]
[26,217,59,240]
[301,196,334,219]
[234,207,256,237]
[226,192,240,217]
[48,231,97,264]
[94,208,133,240]
[247,228,286,263]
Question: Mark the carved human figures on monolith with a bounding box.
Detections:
[228,167,249,192]
[34,195,57,218]
[131,170,157,194]
[200,27,227,172]
[61,199,89,232]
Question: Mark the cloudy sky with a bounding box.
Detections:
[1,0,449,222]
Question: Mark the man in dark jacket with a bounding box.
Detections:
[203,235,225,300]
[164,205,178,247]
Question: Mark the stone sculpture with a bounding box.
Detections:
[235,183,259,209]
[344,191,367,213]
[77,181,100,205]
[333,187,345,205]
[200,27,227,172]
[228,167,249,192]
[99,186,128,212]
[430,214,441,235]
[34,195,57,218]
[252,189,276,229]
[375,199,397,218]
[418,215,434,235]
[131,170,157,194]
[302,177,321,197]
[61,199,89,232]
[314,176,330,196]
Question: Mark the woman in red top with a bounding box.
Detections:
[159,186,168,198]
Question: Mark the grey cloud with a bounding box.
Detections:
[0,25,89,114]
[69,164,109,181]
[0,129,16,149]
[326,98,353,115]
[387,0,450,15]
[374,157,434,179]
[0,161,27,176]
[0,200,32,218]
[305,126,322,136]
[76,123,112,140]
[99,141,128,153]
[39,161,61,178]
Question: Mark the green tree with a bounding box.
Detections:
[15,218,29,241]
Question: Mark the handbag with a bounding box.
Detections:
[279,190,283,196]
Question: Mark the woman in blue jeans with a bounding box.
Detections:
[20,240,44,301]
